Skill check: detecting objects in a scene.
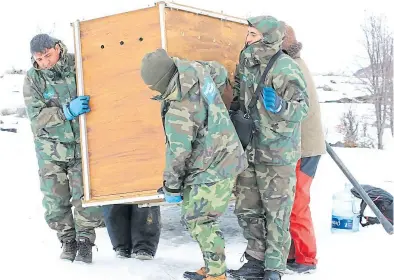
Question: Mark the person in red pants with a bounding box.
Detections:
[282,24,326,274]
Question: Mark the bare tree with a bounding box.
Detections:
[389,63,394,136]
[35,22,56,36]
[337,108,359,148]
[361,14,393,149]
[382,29,393,137]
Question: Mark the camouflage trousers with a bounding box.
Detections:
[181,178,235,277]
[234,162,296,272]
[37,158,103,243]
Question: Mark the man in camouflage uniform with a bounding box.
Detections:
[140,48,248,280]
[23,34,103,263]
[227,16,309,280]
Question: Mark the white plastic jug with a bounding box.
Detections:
[331,182,360,233]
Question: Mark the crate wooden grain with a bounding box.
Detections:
[71,1,247,206]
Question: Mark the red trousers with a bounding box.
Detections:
[288,156,321,265]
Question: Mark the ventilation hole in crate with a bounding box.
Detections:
[139,37,144,42]
[120,41,124,45]
[100,45,105,49]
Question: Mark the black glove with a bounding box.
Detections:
[229,96,240,112]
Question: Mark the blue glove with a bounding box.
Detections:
[63,96,91,120]
[164,194,182,203]
[262,87,283,114]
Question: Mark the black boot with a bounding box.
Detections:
[286,262,316,274]
[262,271,281,280]
[75,237,95,263]
[115,247,131,258]
[132,250,154,260]
[60,239,77,261]
[227,253,265,279]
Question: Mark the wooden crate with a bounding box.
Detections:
[71,1,247,207]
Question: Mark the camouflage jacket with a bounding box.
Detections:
[233,16,309,166]
[154,58,247,196]
[23,41,80,162]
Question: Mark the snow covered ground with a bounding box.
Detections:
[314,74,370,103]
[0,74,25,111]
[0,117,393,280]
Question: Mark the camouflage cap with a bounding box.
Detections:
[140,48,177,94]
[247,15,285,44]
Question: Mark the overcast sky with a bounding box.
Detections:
[0,0,392,74]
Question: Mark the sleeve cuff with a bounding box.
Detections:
[62,104,74,121]
[276,99,287,115]
[164,185,181,196]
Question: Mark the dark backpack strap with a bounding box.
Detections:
[362,216,380,227]
[161,100,170,143]
[359,199,381,227]
[241,50,283,113]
